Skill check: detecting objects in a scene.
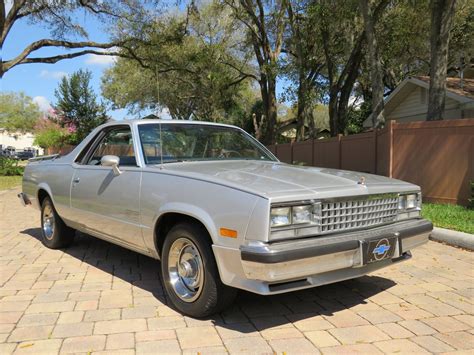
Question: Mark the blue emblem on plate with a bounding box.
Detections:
[373,244,390,256]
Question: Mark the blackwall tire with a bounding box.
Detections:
[40,197,75,249]
[161,222,237,318]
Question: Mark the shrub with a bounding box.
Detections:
[0,157,24,176]
[33,117,69,150]
[34,128,67,150]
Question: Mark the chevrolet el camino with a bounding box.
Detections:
[19,120,432,317]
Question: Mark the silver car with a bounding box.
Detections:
[19,120,432,317]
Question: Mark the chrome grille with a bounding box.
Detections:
[317,195,398,234]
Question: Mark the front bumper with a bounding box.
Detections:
[213,218,432,295]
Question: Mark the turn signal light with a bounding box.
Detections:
[220,228,238,238]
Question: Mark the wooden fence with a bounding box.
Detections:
[268,119,474,206]
[46,145,75,156]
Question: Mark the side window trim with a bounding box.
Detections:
[81,129,111,165]
[75,125,134,166]
[74,130,106,165]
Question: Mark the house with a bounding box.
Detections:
[277,119,331,141]
[363,76,474,128]
[0,129,44,155]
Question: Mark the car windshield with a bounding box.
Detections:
[138,123,277,164]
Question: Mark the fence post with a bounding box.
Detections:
[388,120,394,178]
[338,134,342,169]
[291,141,294,165]
[374,128,378,174]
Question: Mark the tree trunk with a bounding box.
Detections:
[264,77,278,145]
[328,87,339,136]
[360,0,387,128]
[253,113,264,141]
[296,73,307,141]
[287,1,307,142]
[427,0,457,121]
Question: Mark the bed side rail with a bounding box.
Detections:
[28,154,60,162]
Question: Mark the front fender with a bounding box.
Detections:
[154,202,219,243]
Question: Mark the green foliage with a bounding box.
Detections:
[422,203,474,234]
[102,2,257,126]
[33,118,69,149]
[98,0,473,139]
[55,69,108,144]
[0,157,24,176]
[33,128,66,150]
[0,92,41,133]
[345,100,372,135]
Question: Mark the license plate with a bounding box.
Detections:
[365,237,397,264]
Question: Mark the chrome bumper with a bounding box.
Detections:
[240,219,432,284]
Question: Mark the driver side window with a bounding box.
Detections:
[87,127,137,166]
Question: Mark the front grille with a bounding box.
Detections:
[317,194,398,234]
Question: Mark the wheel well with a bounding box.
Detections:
[37,189,50,207]
[154,213,211,257]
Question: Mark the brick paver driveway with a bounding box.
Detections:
[1,188,473,354]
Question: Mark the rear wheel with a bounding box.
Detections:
[161,223,237,318]
[40,197,75,249]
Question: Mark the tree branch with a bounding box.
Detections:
[221,59,258,81]
[3,39,122,73]
[1,0,27,46]
[4,50,120,69]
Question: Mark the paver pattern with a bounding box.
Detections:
[1,188,473,354]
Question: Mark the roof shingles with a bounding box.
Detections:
[415,76,474,99]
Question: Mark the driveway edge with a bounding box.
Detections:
[430,227,474,250]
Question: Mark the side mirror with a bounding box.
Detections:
[101,155,122,176]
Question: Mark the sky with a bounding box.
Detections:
[1,1,288,121]
[1,3,128,119]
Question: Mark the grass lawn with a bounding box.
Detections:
[0,176,22,191]
[422,203,474,235]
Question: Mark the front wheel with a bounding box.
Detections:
[161,223,237,318]
[40,197,75,249]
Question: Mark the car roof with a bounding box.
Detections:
[102,119,239,130]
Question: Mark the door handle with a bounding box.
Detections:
[73,177,80,183]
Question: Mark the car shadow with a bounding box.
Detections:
[20,228,397,332]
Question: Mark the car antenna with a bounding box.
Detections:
[159,122,164,170]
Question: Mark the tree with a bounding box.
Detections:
[0,91,41,133]
[54,69,108,143]
[309,0,392,136]
[315,1,365,136]
[427,0,457,120]
[0,0,159,77]
[224,0,288,144]
[102,2,256,125]
[285,0,325,141]
[360,0,389,128]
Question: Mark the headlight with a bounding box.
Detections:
[406,194,417,209]
[270,207,291,227]
[292,205,312,224]
[397,192,421,221]
[398,196,406,210]
[398,193,421,211]
[270,205,313,228]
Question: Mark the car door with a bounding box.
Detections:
[70,125,145,249]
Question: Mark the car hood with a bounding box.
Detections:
[158,160,418,201]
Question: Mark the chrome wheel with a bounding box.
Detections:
[167,238,204,302]
[42,204,55,240]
